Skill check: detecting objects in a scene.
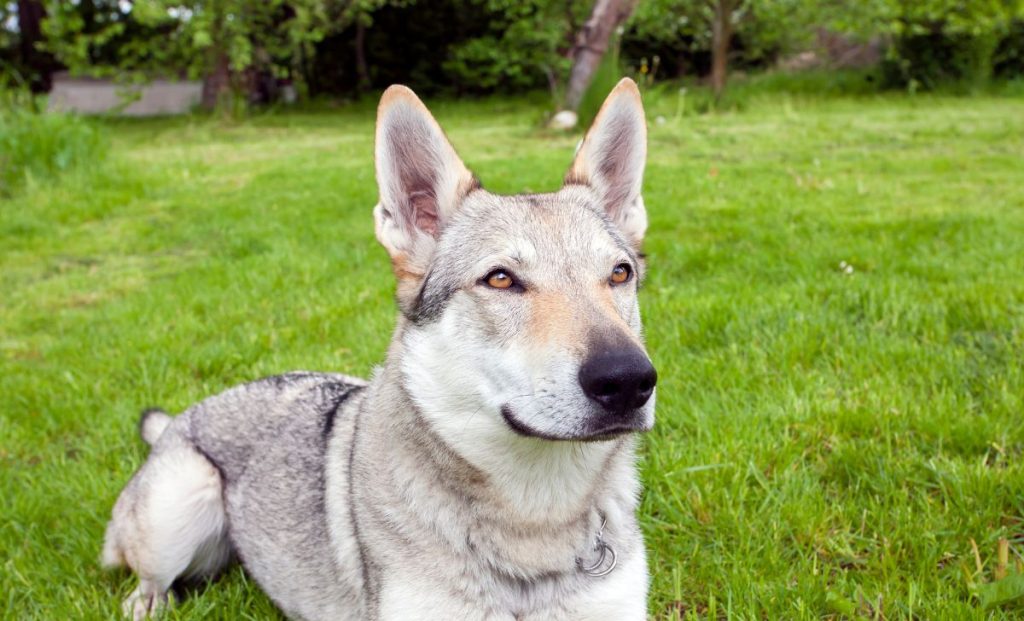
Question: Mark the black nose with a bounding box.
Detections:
[579,347,657,414]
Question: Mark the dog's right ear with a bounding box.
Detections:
[564,78,647,249]
[374,86,478,282]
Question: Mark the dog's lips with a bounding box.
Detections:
[500,405,649,442]
[578,412,652,441]
[500,405,564,441]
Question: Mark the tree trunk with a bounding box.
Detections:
[202,49,232,110]
[200,7,233,110]
[354,20,370,92]
[16,0,53,92]
[562,0,637,112]
[710,0,734,100]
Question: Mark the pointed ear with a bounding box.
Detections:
[564,78,648,247]
[374,85,478,270]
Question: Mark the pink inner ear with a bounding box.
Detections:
[410,191,439,236]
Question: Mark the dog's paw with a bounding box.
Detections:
[122,585,170,620]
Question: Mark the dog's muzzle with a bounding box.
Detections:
[500,344,657,442]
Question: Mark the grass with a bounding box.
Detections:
[2,87,1024,619]
[0,93,108,197]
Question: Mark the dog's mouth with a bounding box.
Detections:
[500,405,648,442]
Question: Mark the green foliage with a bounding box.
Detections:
[739,0,825,62]
[0,92,107,197]
[888,0,1023,36]
[41,0,339,85]
[994,20,1024,77]
[443,0,583,92]
[304,0,587,97]
[6,0,1024,102]
[40,0,176,81]
[883,30,1002,91]
[827,0,1024,90]
[622,0,1024,92]
[626,0,715,77]
[626,0,824,75]
[36,0,583,99]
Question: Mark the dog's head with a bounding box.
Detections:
[374,79,655,445]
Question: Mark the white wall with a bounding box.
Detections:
[48,78,202,116]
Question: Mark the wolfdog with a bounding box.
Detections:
[102,78,657,620]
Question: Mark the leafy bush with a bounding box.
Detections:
[444,0,582,93]
[882,30,1002,91]
[994,20,1024,79]
[0,93,108,197]
[623,0,823,80]
[307,0,588,97]
[876,1,1023,92]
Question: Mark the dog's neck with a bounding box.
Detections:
[358,328,641,577]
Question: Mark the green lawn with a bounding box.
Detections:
[2,90,1024,619]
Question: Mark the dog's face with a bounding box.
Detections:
[373,80,655,447]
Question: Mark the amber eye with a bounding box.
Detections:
[610,263,632,285]
[485,270,514,289]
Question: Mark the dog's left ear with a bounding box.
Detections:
[564,78,647,248]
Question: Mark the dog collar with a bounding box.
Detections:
[577,516,617,578]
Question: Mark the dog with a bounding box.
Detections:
[102,78,657,620]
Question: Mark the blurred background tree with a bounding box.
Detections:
[627,0,825,98]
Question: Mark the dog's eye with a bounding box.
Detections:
[485,270,515,290]
[610,263,632,285]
